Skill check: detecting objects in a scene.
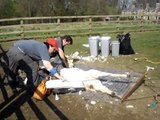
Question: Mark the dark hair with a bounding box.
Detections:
[43,42,50,49]
[62,35,73,45]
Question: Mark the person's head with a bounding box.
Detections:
[61,35,73,47]
[44,38,59,53]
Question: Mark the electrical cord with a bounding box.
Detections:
[134,57,160,64]
[126,57,160,103]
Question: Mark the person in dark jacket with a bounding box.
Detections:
[50,35,73,71]
[6,38,65,94]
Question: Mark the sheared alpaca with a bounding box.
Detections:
[58,68,129,96]
[60,68,128,81]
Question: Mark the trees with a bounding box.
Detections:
[0,0,15,18]
[133,0,160,8]
[0,0,119,18]
[0,0,159,18]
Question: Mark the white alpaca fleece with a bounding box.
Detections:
[60,68,128,81]
[46,68,128,95]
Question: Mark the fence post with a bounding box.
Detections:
[57,18,60,36]
[116,16,120,32]
[20,19,24,38]
[89,17,92,36]
[140,15,144,32]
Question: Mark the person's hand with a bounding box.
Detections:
[54,72,65,80]
[58,75,66,81]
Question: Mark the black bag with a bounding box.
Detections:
[117,33,135,55]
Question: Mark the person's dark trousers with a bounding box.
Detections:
[52,55,65,72]
[6,46,42,94]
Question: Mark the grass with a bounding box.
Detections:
[131,32,160,60]
[0,31,160,63]
[63,31,160,82]
[64,31,160,61]
[1,31,160,88]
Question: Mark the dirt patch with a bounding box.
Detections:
[0,55,160,120]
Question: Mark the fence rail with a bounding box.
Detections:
[0,14,160,42]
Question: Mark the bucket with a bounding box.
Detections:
[111,41,120,56]
[100,36,111,57]
[88,36,100,56]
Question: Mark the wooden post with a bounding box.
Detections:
[116,16,120,32]
[57,18,60,36]
[89,17,92,36]
[140,15,144,32]
[121,74,145,103]
[20,19,24,38]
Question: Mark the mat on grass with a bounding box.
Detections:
[78,71,144,103]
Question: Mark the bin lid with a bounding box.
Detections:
[112,41,119,44]
[88,36,100,40]
[100,36,111,41]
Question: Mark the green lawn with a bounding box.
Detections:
[1,31,160,83]
[65,31,160,61]
[1,31,160,62]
